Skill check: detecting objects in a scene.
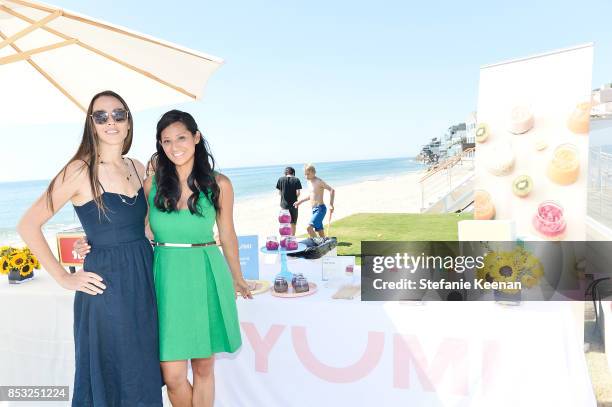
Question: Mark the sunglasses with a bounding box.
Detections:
[90,108,129,125]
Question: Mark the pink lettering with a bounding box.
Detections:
[292,326,384,383]
[393,334,468,395]
[240,322,285,373]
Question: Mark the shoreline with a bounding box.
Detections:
[1,169,427,247]
[232,169,426,239]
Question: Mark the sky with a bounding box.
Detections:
[1,0,611,182]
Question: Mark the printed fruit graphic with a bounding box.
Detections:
[567,102,590,134]
[509,106,534,134]
[474,190,495,220]
[475,123,489,143]
[512,175,533,197]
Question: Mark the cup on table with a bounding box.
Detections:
[284,236,298,250]
[279,223,292,236]
[266,236,279,250]
[278,209,292,224]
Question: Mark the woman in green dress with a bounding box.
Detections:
[145,109,252,406]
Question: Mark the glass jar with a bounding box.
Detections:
[567,99,592,134]
[547,143,579,185]
[291,272,304,288]
[284,236,298,250]
[279,223,292,236]
[485,140,515,176]
[532,200,566,240]
[474,190,495,220]
[265,236,279,250]
[278,209,292,224]
[274,276,288,293]
[293,276,310,293]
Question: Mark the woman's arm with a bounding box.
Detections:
[215,174,252,299]
[143,176,154,241]
[17,161,105,295]
[132,157,151,238]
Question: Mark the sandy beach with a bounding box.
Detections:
[2,170,426,249]
[232,170,426,239]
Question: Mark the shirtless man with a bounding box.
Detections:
[293,163,335,238]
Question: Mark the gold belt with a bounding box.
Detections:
[152,241,217,247]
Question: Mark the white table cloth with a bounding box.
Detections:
[0,256,596,406]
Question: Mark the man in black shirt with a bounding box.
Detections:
[276,166,302,235]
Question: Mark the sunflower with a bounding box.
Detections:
[523,255,544,279]
[482,250,522,293]
[0,256,10,275]
[484,251,518,283]
[476,266,488,281]
[509,247,544,288]
[510,247,530,267]
[9,252,28,269]
[19,263,32,277]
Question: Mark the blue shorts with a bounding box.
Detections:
[309,204,327,231]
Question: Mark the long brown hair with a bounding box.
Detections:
[152,110,220,215]
[45,90,134,214]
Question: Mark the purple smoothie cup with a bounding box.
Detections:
[279,223,292,236]
[278,209,292,224]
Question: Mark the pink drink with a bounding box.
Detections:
[278,209,292,224]
[279,223,292,236]
[286,236,298,250]
[266,241,279,250]
[280,237,287,248]
[532,201,566,240]
[266,236,279,250]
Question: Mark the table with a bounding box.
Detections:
[0,255,597,406]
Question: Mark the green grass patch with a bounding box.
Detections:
[309,213,472,263]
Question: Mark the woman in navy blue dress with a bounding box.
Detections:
[18,90,163,406]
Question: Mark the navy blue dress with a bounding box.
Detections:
[72,170,162,406]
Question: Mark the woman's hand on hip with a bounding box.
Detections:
[59,269,106,295]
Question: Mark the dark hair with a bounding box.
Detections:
[284,166,295,176]
[152,110,220,215]
[45,90,133,214]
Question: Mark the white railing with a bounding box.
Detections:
[419,148,475,212]
[588,147,612,227]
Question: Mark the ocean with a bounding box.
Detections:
[0,157,423,245]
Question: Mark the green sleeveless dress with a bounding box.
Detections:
[148,178,242,361]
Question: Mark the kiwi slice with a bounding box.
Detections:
[475,123,489,143]
[512,175,533,197]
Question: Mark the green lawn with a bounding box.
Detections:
[312,213,472,263]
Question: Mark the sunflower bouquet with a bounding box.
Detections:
[478,246,544,294]
[0,245,40,284]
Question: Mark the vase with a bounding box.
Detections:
[8,268,34,284]
[494,288,521,305]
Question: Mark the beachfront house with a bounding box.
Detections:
[464,111,477,150]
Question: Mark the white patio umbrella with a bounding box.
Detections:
[0,0,223,124]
